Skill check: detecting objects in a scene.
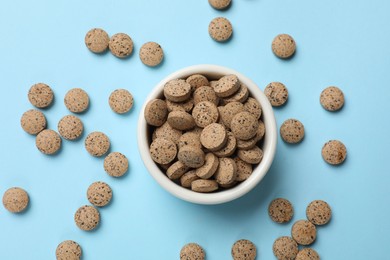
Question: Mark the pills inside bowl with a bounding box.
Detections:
[144,74,266,193]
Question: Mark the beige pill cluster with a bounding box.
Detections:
[145,74,266,193]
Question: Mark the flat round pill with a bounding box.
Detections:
[180,243,205,260]
[104,152,129,177]
[264,82,288,107]
[234,157,253,181]
[84,131,110,157]
[167,110,196,130]
[219,102,244,129]
[273,236,298,260]
[280,119,305,144]
[36,129,62,155]
[192,101,219,128]
[191,179,218,193]
[28,83,54,108]
[178,145,205,168]
[296,248,320,260]
[272,34,296,59]
[164,79,192,102]
[144,99,168,127]
[166,99,194,113]
[20,109,47,135]
[167,161,189,180]
[2,187,29,213]
[64,88,89,113]
[109,33,133,58]
[139,41,164,67]
[87,181,112,207]
[214,75,240,98]
[178,132,202,150]
[85,28,109,53]
[195,153,219,179]
[109,89,134,114]
[231,111,259,140]
[150,138,177,165]
[223,83,249,104]
[194,86,219,105]
[237,146,263,164]
[215,157,237,185]
[237,121,265,150]
[200,123,227,151]
[306,200,332,225]
[243,97,262,120]
[58,115,83,140]
[213,131,237,157]
[153,122,182,145]
[291,220,317,245]
[231,239,257,260]
[268,198,294,223]
[74,205,100,231]
[320,86,345,111]
[186,74,210,91]
[321,140,347,165]
[209,17,233,42]
[56,240,82,260]
[209,0,231,10]
[180,170,199,188]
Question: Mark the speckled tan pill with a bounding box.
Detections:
[153,122,182,145]
[145,99,168,127]
[56,240,82,260]
[20,109,47,135]
[273,236,298,260]
[85,131,110,157]
[178,132,202,150]
[320,86,344,111]
[64,88,89,113]
[236,120,265,150]
[109,89,134,114]
[192,101,219,128]
[209,17,233,42]
[180,170,199,188]
[164,79,192,102]
[87,181,112,207]
[150,138,177,165]
[214,75,240,98]
[268,198,294,223]
[104,152,129,177]
[215,157,237,185]
[194,86,219,105]
[28,83,54,108]
[186,74,210,91]
[195,153,219,179]
[272,34,296,59]
[291,220,317,245]
[214,131,237,157]
[321,140,347,165]
[85,28,109,53]
[234,157,253,181]
[223,83,249,104]
[243,97,262,120]
[167,161,189,180]
[166,99,194,113]
[139,41,164,67]
[264,82,289,107]
[36,129,62,155]
[58,115,83,140]
[306,200,332,225]
[178,145,205,168]
[219,102,244,129]
[231,239,257,260]
[200,123,227,151]
[231,111,259,141]
[74,205,100,231]
[191,179,218,193]
[296,248,320,260]
[167,110,196,131]
[280,119,305,144]
[237,146,263,164]
[2,187,29,213]
[180,243,205,260]
[109,33,133,58]
[209,0,231,10]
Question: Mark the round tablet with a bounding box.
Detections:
[150,138,177,165]
[219,102,244,129]
[234,157,253,181]
[2,187,29,213]
[167,161,189,180]
[191,179,218,193]
[153,122,182,145]
[109,33,133,58]
[58,115,83,140]
[264,82,288,107]
[321,140,347,165]
[223,83,249,104]
[36,129,62,155]
[273,236,298,260]
[237,146,263,164]
[167,110,196,131]
[139,41,164,67]
[268,198,294,223]
[178,145,205,168]
[28,83,54,108]
[209,17,233,42]
[166,99,194,113]
[144,99,168,127]
[296,248,320,260]
[178,132,202,150]
[243,97,262,120]
[85,28,109,53]
[180,170,199,188]
[231,239,257,260]
[192,101,219,128]
[213,131,237,157]
[87,181,112,207]
[306,200,332,225]
[20,109,47,135]
[64,88,89,113]
[195,153,219,179]
[214,74,240,98]
[320,86,344,111]
[272,34,296,59]
[164,79,192,102]
[109,89,134,114]
[56,240,82,260]
[236,121,265,150]
[186,74,210,91]
[104,152,129,177]
[209,0,231,10]
[291,220,317,245]
[280,119,305,144]
[215,158,237,185]
[200,123,227,151]
[74,205,100,231]
[194,86,219,105]
[84,131,110,157]
[231,111,259,140]
[180,243,205,260]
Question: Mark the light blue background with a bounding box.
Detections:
[1,0,389,259]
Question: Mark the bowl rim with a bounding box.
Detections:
[137,64,277,205]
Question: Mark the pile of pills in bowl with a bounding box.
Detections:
[144,74,265,193]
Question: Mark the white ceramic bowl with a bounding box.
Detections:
[138,64,277,205]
